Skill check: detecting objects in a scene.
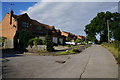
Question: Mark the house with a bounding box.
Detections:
[53,29,65,45]
[61,31,76,41]
[0,10,65,48]
[76,35,86,41]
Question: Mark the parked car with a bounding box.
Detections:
[65,42,76,46]
[88,41,94,44]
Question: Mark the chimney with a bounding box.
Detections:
[10,10,14,24]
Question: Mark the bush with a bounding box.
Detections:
[0,37,7,47]
[33,38,43,45]
[71,48,80,53]
[53,42,58,46]
[28,39,33,46]
[45,35,54,52]
[66,45,71,47]
[28,37,43,46]
[14,30,32,50]
[75,39,81,43]
[66,50,69,53]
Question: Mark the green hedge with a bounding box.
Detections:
[28,37,43,46]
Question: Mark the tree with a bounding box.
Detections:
[75,39,81,43]
[14,30,32,50]
[84,11,120,43]
[45,35,54,52]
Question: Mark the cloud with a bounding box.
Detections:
[22,2,118,36]
[2,0,120,2]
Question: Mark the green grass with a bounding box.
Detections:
[65,45,84,48]
[101,41,120,64]
[83,46,87,49]
[55,48,80,55]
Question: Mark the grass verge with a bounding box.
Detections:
[101,41,120,64]
[55,48,81,55]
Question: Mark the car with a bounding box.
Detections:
[88,41,94,44]
[65,42,76,46]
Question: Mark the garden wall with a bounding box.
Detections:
[26,45,47,52]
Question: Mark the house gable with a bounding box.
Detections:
[0,12,17,39]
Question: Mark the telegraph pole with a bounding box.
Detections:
[107,20,110,43]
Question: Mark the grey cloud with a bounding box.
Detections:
[22,2,118,36]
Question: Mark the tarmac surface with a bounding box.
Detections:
[2,45,118,79]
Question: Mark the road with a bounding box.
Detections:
[2,45,118,79]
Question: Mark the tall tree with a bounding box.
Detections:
[84,11,120,43]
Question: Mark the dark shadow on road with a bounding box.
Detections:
[1,49,24,58]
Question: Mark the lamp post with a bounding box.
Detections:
[107,20,110,43]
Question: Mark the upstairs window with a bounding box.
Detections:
[22,22,29,27]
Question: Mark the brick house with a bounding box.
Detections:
[61,31,76,41]
[0,10,65,48]
[76,35,86,41]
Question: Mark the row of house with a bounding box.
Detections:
[61,31,86,41]
[0,10,85,49]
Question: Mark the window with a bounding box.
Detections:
[22,22,29,27]
[37,26,42,30]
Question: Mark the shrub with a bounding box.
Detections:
[33,38,43,45]
[28,39,33,47]
[75,39,81,43]
[66,45,71,47]
[66,50,69,53]
[45,35,54,52]
[28,37,43,46]
[71,48,80,53]
[53,42,58,46]
[0,37,7,47]
[14,30,32,50]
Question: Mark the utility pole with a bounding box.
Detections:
[107,20,110,43]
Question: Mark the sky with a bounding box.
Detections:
[1,1,119,39]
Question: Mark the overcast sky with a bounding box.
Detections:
[22,2,118,37]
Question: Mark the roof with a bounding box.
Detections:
[12,13,30,20]
[62,31,70,34]
[9,11,61,34]
[31,19,55,30]
[62,31,76,36]
[56,29,61,32]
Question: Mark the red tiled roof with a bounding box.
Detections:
[11,12,61,33]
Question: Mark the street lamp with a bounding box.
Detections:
[107,20,110,43]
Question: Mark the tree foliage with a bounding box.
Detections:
[45,35,54,52]
[14,30,32,50]
[75,39,81,43]
[84,11,120,43]
[28,37,43,46]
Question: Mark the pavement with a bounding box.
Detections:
[2,45,118,79]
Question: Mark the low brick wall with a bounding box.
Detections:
[0,39,14,49]
[26,45,47,52]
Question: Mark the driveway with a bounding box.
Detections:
[2,45,118,79]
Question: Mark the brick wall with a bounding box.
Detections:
[0,13,17,39]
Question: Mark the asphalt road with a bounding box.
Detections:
[2,45,118,79]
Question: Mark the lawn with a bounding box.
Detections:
[55,48,81,55]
